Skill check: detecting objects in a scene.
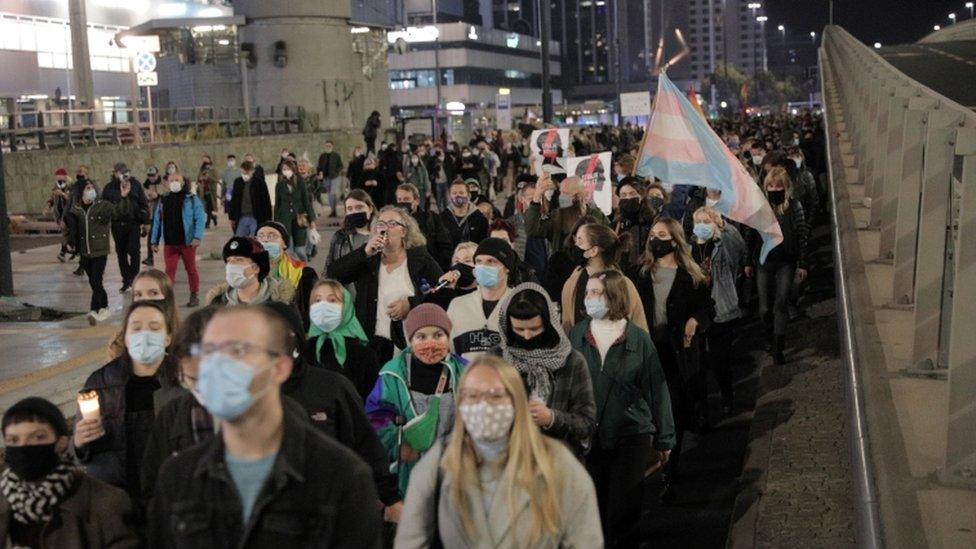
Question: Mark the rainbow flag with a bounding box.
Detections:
[637,73,782,262]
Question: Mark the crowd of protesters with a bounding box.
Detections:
[22,108,826,547]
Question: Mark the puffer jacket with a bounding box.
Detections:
[65,199,132,258]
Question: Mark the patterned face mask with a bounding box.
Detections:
[459,401,515,442]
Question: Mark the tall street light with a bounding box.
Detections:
[778,24,785,45]
[968,3,975,19]
[810,30,816,43]
[748,3,761,79]
[949,12,957,24]
[757,15,767,74]
[934,25,941,31]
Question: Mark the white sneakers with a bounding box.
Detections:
[87,308,111,325]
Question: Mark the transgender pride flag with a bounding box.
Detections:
[637,73,783,263]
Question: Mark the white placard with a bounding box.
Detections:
[563,152,613,216]
[529,128,569,160]
[137,72,158,86]
[496,94,511,131]
[620,91,652,117]
[532,156,569,178]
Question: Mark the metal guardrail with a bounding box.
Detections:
[0,105,307,152]
[918,18,976,43]
[821,22,976,492]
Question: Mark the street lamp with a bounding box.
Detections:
[810,30,816,43]
[778,24,785,43]
[934,25,941,31]
[949,12,956,24]
[756,16,767,74]
[968,3,974,19]
[873,42,881,49]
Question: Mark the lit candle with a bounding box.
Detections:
[77,390,101,421]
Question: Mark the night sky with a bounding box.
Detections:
[764,0,969,46]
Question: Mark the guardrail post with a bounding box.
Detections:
[867,79,898,229]
[877,86,916,260]
[912,108,964,370]
[942,127,976,488]
[891,97,938,304]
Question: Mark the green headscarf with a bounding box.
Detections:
[307,286,369,366]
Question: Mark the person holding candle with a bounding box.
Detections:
[73,301,178,503]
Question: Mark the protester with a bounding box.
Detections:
[492,283,596,455]
[365,303,466,499]
[446,238,515,362]
[525,175,609,255]
[324,190,377,287]
[489,218,537,284]
[47,168,72,262]
[220,154,240,215]
[229,160,272,237]
[1,397,139,548]
[395,355,602,548]
[316,140,344,215]
[396,183,453,269]
[256,221,318,327]
[568,270,675,547]
[206,236,295,307]
[358,154,386,208]
[196,169,220,229]
[73,301,177,503]
[147,305,381,547]
[65,178,133,325]
[613,176,656,266]
[305,279,380,401]
[440,179,490,249]
[150,170,205,308]
[101,163,149,293]
[326,205,443,363]
[364,110,381,153]
[274,159,317,261]
[108,269,179,361]
[141,166,164,267]
[405,152,431,212]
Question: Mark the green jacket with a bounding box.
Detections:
[365,348,466,497]
[524,202,609,254]
[66,199,132,258]
[568,319,676,451]
[273,176,317,247]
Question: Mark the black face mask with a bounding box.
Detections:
[76,174,85,182]
[396,202,414,214]
[451,263,475,287]
[569,245,590,267]
[346,212,370,229]
[508,326,560,350]
[649,238,675,259]
[619,197,641,218]
[767,190,786,206]
[5,443,60,481]
[649,196,666,212]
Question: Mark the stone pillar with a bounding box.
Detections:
[233,0,391,133]
[67,0,95,109]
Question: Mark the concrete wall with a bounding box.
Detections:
[4,131,362,215]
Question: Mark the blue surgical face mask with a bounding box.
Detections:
[83,189,97,203]
[584,298,609,320]
[126,331,168,365]
[693,223,714,242]
[473,264,501,289]
[262,242,282,261]
[310,301,343,332]
[197,353,271,421]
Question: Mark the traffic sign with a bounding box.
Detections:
[136,52,157,73]
[137,72,158,86]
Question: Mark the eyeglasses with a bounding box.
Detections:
[459,388,511,404]
[374,220,405,230]
[190,341,282,360]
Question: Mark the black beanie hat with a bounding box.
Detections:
[475,237,516,273]
[2,397,69,438]
[222,237,271,281]
[257,221,291,248]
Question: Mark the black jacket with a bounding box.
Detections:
[439,207,489,249]
[228,174,272,224]
[748,198,810,269]
[101,177,149,225]
[147,404,381,548]
[326,245,443,346]
[413,209,454,270]
[305,336,381,403]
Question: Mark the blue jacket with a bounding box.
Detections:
[150,193,205,246]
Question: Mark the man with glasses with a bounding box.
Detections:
[147,304,381,547]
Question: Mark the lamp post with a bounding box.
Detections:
[810,30,816,44]
[778,24,785,43]
[968,2,974,19]
[934,25,941,31]
[757,16,767,74]
[748,4,761,79]
[432,0,441,141]
[949,12,957,24]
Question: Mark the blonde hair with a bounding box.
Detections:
[640,218,708,287]
[374,205,427,249]
[763,166,793,215]
[693,205,724,230]
[442,356,563,546]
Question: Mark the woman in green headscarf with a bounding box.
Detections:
[305,279,381,401]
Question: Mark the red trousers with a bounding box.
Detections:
[163,245,200,293]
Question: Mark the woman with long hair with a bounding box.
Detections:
[108,269,180,360]
[273,159,317,261]
[568,270,675,547]
[745,166,810,364]
[612,176,656,266]
[197,170,219,229]
[395,355,602,548]
[324,189,377,272]
[561,222,647,332]
[327,205,443,363]
[630,217,713,497]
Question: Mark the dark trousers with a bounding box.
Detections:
[706,318,738,405]
[204,197,218,228]
[757,261,796,336]
[111,224,141,286]
[365,137,376,154]
[85,255,108,311]
[586,435,653,548]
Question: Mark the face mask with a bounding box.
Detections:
[225,264,253,289]
[346,211,370,229]
[452,263,475,287]
[752,154,764,166]
[411,158,419,165]
[558,194,575,209]
[693,223,714,242]
[509,325,559,350]
[262,242,282,260]
[169,181,182,193]
[127,330,168,365]
[619,197,641,217]
[473,264,501,288]
[281,169,293,179]
[705,198,719,208]
[650,238,675,259]
[227,160,236,168]
[198,353,272,421]
[242,174,252,182]
[76,174,86,182]
[412,340,449,365]
[462,152,471,158]
[5,443,61,481]
[569,245,591,267]
[309,301,343,332]
[544,189,555,202]
[57,180,67,189]
[767,190,786,206]
[792,158,803,168]
[649,196,665,211]
[397,201,414,213]
[451,195,469,208]
[282,152,289,159]
[83,189,97,203]
[167,166,177,175]
[459,401,515,442]
[584,297,609,320]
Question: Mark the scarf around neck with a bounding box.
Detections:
[0,459,83,524]
[307,287,369,366]
[497,282,573,403]
[227,278,271,305]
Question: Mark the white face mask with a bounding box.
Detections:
[225,263,253,289]
[167,166,177,175]
[169,181,183,193]
[752,154,764,166]
[227,159,236,168]
[792,158,802,168]
[705,198,719,208]
[281,169,293,179]
[459,401,515,442]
